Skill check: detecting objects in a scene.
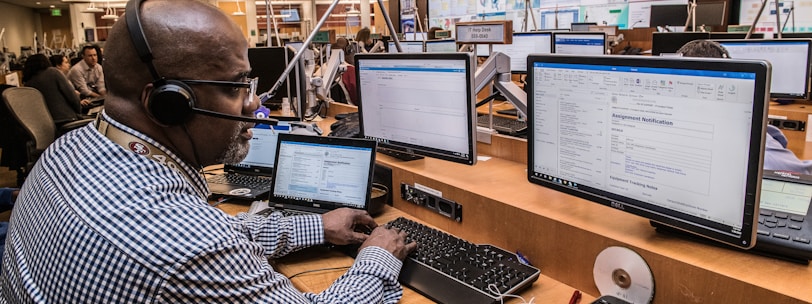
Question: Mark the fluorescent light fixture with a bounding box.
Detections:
[80,3,104,13]
[232,1,246,16]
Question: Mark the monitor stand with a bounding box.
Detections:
[774,99,795,105]
[377,147,424,161]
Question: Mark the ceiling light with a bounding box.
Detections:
[80,3,104,13]
[101,2,118,19]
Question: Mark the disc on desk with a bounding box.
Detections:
[593,246,655,304]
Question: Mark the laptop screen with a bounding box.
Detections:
[225,122,292,175]
[270,134,377,211]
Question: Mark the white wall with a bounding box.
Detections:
[0,2,39,56]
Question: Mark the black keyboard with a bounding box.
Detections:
[477,115,527,135]
[206,174,271,191]
[386,217,540,304]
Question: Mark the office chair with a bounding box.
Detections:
[1,87,92,184]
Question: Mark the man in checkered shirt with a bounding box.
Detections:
[0,0,416,302]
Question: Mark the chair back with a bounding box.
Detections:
[2,87,56,151]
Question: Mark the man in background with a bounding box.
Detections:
[68,44,106,99]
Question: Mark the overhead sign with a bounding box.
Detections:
[455,21,512,44]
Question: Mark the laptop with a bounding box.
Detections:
[206,120,295,199]
[263,133,378,215]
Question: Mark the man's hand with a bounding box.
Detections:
[359,226,417,260]
[322,208,377,245]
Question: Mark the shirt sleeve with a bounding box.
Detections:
[68,65,92,96]
[158,234,404,303]
[233,212,324,258]
[764,125,812,174]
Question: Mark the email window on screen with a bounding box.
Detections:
[274,142,372,209]
[532,63,756,228]
[358,59,471,157]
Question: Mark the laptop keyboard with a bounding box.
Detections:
[206,174,272,191]
[477,115,527,135]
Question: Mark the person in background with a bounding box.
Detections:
[68,45,106,99]
[356,27,373,52]
[22,54,90,127]
[678,40,812,174]
[427,26,444,40]
[49,54,72,76]
[1,0,415,302]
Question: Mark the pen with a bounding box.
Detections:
[516,251,533,266]
[569,290,582,304]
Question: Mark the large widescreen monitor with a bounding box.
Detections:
[356,53,477,165]
[651,32,709,55]
[714,39,812,100]
[552,32,606,55]
[527,54,770,249]
[425,39,458,53]
[492,32,553,73]
[694,1,726,26]
[388,41,424,53]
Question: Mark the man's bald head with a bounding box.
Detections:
[104,0,248,104]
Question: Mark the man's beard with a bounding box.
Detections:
[216,121,251,164]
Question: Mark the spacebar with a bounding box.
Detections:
[399,258,495,304]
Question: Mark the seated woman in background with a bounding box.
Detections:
[49,54,72,76]
[678,40,812,174]
[22,54,90,127]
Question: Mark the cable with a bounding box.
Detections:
[488,284,536,304]
[287,266,351,279]
[476,92,505,108]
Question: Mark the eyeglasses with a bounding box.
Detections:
[179,77,258,106]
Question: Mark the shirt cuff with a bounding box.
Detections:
[290,214,324,247]
[355,246,403,276]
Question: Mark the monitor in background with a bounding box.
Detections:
[405,32,428,40]
[694,1,727,26]
[651,32,709,55]
[388,41,425,53]
[781,32,812,39]
[425,39,458,53]
[476,44,490,57]
[571,22,597,31]
[714,39,812,100]
[285,41,304,51]
[527,54,770,249]
[280,8,300,22]
[553,32,606,55]
[492,32,553,73]
[248,47,305,108]
[650,4,689,28]
[708,32,764,39]
[355,53,477,165]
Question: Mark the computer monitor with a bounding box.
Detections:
[425,39,458,53]
[285,41,304,51]
[714,39,812,100]
[404,32,428,40]
[476,44,490,57]
[527,54,770,249]
[571,22,597,31]
[355,53,477,165]
[694,1,726,26]
[552,32,606,55]
[280,8,300,22]
[248,47,306,110]
[388,41,425,53]
[781,33,812,39]
[650,4,689,28]
[708,32,764,39]
[492,32,553,73]
[651,32,709,55]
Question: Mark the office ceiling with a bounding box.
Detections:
[0,0,127,10]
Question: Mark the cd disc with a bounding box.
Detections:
[593,246,655,304]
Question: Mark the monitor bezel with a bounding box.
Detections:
[712,38,812,100]
[355,52,478,165]
[388,40,426,53]
[526,54,770,249]
[551,31,607,55]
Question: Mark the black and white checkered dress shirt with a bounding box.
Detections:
[1,113,403,303]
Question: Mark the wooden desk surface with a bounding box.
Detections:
[374,154,812,303]
[216,203,591,303]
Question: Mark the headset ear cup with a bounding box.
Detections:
[148,80,195,125]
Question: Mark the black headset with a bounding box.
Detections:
[124,0,277,126]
